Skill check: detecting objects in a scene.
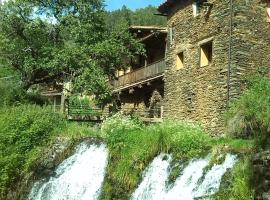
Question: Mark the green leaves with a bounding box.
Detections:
[226,76,270,140]
[0,0,144,105]
[0,105,64,197]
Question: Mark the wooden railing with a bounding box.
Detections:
[112,59,166,90]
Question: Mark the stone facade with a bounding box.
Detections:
[158,0,270,134]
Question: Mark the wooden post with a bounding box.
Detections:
[53,97,56,112]
[60,94,66,114]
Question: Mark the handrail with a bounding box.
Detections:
[112,59,166,89]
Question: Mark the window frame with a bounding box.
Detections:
[176,51,185,70]
[199,41,213,67]
[267,1,270,22]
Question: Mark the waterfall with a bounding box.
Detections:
[28,142,108,200]
[131,154,172,200]
[166,157,210,200]
[131,154,237,200]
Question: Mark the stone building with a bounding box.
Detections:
[157,0,270,134]
[112,26,167,121]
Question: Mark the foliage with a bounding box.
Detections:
[101,112,142,138]
[0,104,100,198]
[216,157,254,200]
[150,121,212,158]
[0,79,47,107]
[102,119,212,199]
[0,65,16,78]
[0,0,144,105]
[226,76,270,143]
[0,80,26,106]
[69,95,94,107]
[0,105,64,196]
[105,5,166,29]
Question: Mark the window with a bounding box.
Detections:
[200,41,213,67]
[193,1,204,17]
[192,2,199,17]
[176,52,184,69]
[125,67,131,74]
[267,1,270,22]
[118,70,124,76]
[169,25,175,45]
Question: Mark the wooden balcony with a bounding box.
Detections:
[112,59,166,91]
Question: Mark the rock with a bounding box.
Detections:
[253,151,270,200]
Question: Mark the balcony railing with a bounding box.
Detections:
[112,59,166,90]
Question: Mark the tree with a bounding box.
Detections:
[105,5,166,29]
[0,0,144,104]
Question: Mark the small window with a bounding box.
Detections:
[118,70,124,76]
[193,1,204,17]
[125,67,131,74]
[200,41,213,67]
[169,25,175,45]
[267,2,270,22]
[176,52,184,69]
[192,2,199,17]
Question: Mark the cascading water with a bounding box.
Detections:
[28,142,108,200]
[193,154,237,198]
[131,154,237,200]
[166,157,210,200]
[131,154,172,200]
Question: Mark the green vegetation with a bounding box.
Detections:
[0,0,144,105]
[0,104,98,198]
[216,157,254,200]
[100,113,255,199]
[226,76,270,143]
[221,74,270,200]
[0,105,62,196]
[105,5,166,29]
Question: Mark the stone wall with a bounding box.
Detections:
[230,0,270,99]
[163,0,270,134]
[163,0,232,134]
[119,80,164,118]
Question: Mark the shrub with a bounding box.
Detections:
[0,105,64,196]
[101,112,142,138]
[226,76,270,142]
[149,121,212,157]
[0,80,27,106]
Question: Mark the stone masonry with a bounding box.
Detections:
[158,0,270,134]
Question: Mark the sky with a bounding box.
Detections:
[105,0,165,11]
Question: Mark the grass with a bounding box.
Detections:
[0,105,98,199]
[226,76,270,142]
[0,105,257,200]
[100,113,256,200]
[101,114,218,199]
[215,157,254,200]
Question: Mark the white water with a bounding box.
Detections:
[28,142,108,200]
[131,154,237,200]
[131,154,172,200]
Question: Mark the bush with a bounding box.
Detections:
[226,76,270,141]
[0,80,45,107]
[0,105,64,196]
[101,112,142,138]
[150,121,212,157]
[0,80,27,106]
